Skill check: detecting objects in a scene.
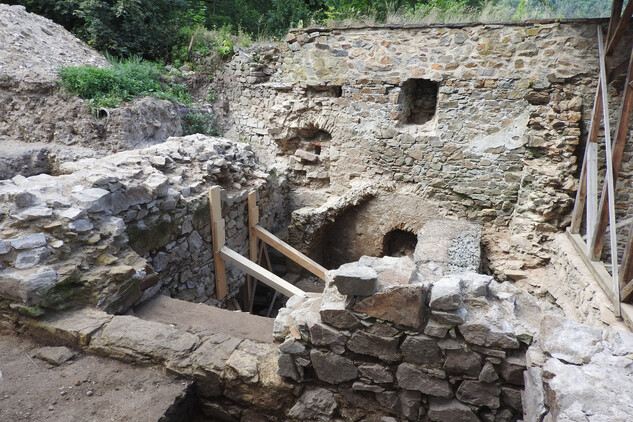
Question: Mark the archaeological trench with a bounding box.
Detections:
[2,4,633,422]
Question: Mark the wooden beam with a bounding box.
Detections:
[621,274,633,302]
[570,85,603,234]
[590,42,633,260]
[606,0,624,49]
[567,229,615,303]
[220,246,307,298]
[254,225,328,280]
[244,191,259,313]
[608,58,630,83]
[606,0,633,56]
[209,187,227,300]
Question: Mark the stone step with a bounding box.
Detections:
[133,295,275,344]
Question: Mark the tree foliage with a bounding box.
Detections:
[3,0,615,61]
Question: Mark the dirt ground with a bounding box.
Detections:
[0,332,192,422]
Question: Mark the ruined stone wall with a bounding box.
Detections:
[0,135,286,315]
[212,19,633,235]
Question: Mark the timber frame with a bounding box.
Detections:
[209,187,328,313]
[569,1,633,325]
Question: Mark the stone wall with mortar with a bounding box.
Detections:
[0,135,286,316]
[212,19,633,236]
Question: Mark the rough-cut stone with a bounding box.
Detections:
[478,361,499,383]
[295,149,319,162]
[309,322,346,353]
[424,319,450,338]
[430,276,462,311]
[347,330,400,362]
[432,307,467,325]
[279,337,306,355]
[277,353,301,382]
[10,233,47,250]
[288,388,337,420]
[459,322,519,349]
[538,315,603,364]
[401,334,443,366]
[396,363,453,398]
[399,390,421,420]
[443,350,482,377]
[500,355,526,386]
[32,346,77,366]
[353,285,426,329]
[358,364,394,384]
[501,386,523,411]
[320,281,361,329]
[310,349,357,384]
[455,380,500,408]
[428,398,479,422]
[332,262,378,296]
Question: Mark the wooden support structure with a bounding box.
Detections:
[209,187,323,309]
[568,3,633,324]
[209,186,227,300]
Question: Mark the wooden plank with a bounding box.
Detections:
[220,246,307,298]
[570,85,603,233]
[245,191,259,313]
[621,302,633,329]
[621,276,633,302]
[590,42,633,260]
[606,0,633,56]
[209,187,227,300]
[586,142,598,253]
[567,229,615,303]
[254,225,328,280]
[606,0,624,50]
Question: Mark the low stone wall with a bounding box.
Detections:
[0,135,285,315]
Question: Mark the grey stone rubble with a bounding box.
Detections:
[0,135,285,315]
[273,219,633,422]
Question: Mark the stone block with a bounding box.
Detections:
[455,380,501,408]
[537,315,603,364]
[501,386,523,411]
[347,330,400,362]
[32,346,77,366]
[23,308,112,348]
[11,232,47,249]
[309,322,346,353]
[458,321,519,349]
[353,284,427,329]
[500,355,526,386]
[424,319,450,338]
[396,363,453,398]
[443,350,482,377]
[288,388,337,420]
[14,246,50,269]
[478,361,499,383]
[401,334,443,366]
[432,307,467,325]
[358,364,394,384]
[294,149,319,162]
[310,349,357,384]
[332,263,378,296]
[428,398,479,422]
[430,276,463,311]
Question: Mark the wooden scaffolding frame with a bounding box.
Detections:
[568,1,633,325]
[208,186,328,312]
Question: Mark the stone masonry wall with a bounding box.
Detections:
[0,135,286,316]
[212,19,633,235]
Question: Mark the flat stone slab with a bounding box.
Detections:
[24,307,112,347]
[134,295,274,343]
[89,315,200,363]
[32,346,77,366]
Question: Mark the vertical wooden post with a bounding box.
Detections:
[596,28,621,317]
[209,186,227,300]
[245,191,259,312]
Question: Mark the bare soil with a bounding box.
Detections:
[0,332,192,422]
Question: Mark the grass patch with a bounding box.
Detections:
[58,57,191,113]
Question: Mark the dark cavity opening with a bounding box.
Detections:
[400,79,438,125]
[306,85,343,98]
[382,229,417,258]
[278,127,332,154]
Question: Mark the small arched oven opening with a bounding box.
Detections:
[381,228,417,258]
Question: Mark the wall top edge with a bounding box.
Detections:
[289,17,611,34]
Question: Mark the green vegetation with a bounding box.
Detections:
[57,57,191,113]
[5,0,614,64]
[182,111,220,136]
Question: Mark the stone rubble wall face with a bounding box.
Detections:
[0,135,286,314]
[212,21,633,232]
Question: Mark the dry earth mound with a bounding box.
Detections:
[0,5,182,179]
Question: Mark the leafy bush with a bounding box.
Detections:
[58,57,191,113]
[182,111,219,136]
